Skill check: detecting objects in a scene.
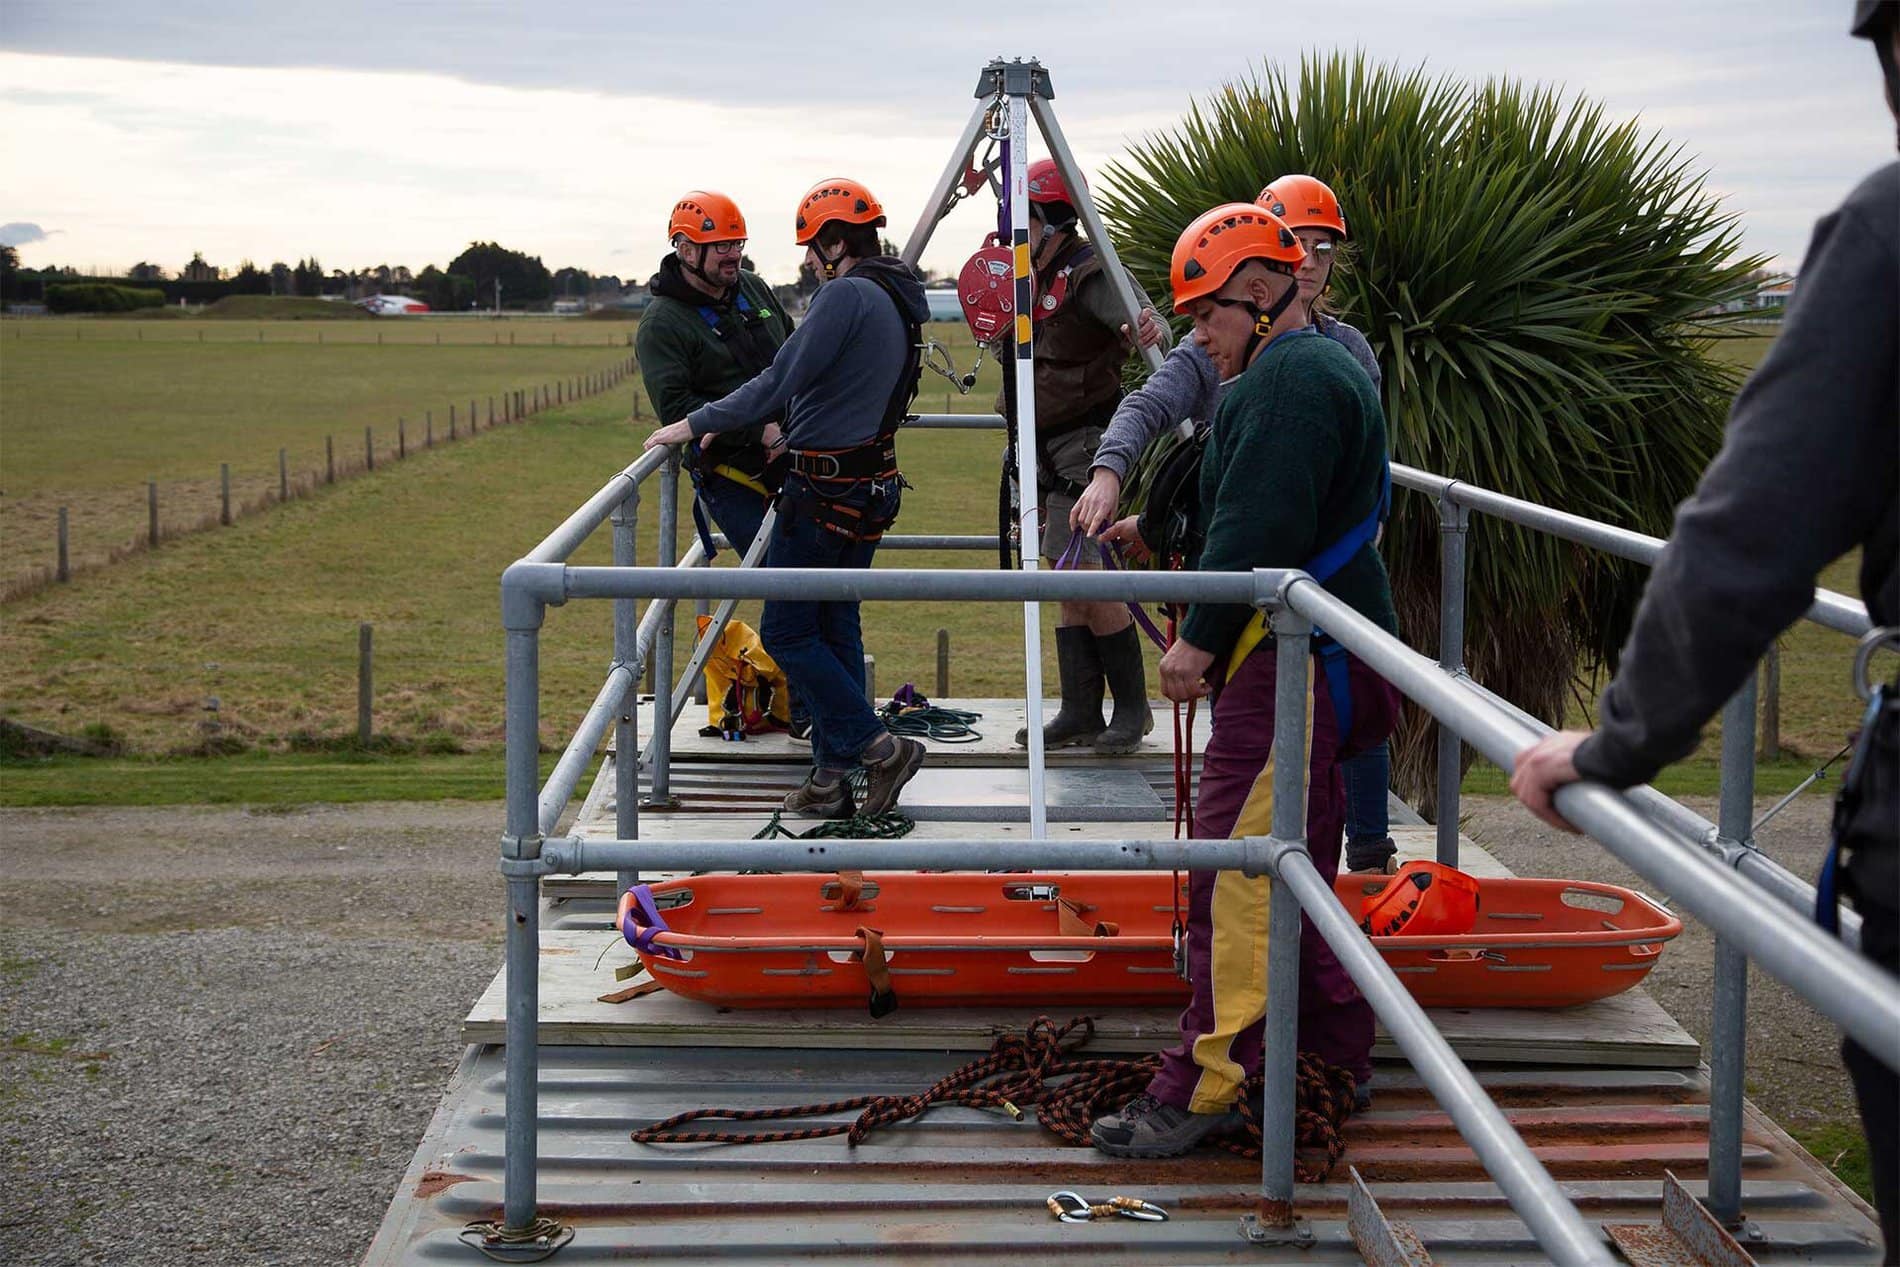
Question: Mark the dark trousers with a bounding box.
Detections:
[1146,644,1399,1111]
[1844,900,1898,1263]
[694,471,807,729]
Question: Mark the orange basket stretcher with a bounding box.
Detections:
[616,871,1681,1011]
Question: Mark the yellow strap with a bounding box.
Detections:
[1226,611,1272,679]
[709,464,771,497]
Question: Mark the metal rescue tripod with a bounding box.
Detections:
[898,58,1165,840]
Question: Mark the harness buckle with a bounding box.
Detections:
[797,451,842,480]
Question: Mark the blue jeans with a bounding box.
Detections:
[692,470,769,557]
[1341,740,1391,842]
[758,478,899,770]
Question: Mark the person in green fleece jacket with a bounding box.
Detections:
[1092,202,1401,1159]
[635,191,795,561]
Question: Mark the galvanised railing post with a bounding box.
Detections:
[611,493,641,896]
[1708,675,1759,1229]
[1248,604,1312,1244]
[1436,495,1470,866]
[693,552,711,707]
[646,455,680,808]
[500,583,546,1234]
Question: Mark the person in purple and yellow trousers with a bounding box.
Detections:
[1090,202,1401,1159]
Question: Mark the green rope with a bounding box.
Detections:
[881,704,984,743]
[752,769,914,839]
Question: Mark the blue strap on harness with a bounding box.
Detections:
[1307,462,1391,741]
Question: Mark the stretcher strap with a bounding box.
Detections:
[618,885,686,961]
[832,870,867,911]
[596,978,665,1005]
[854,926,899,1018]
[1056,897,1119,938]
[1052,528,1171,651]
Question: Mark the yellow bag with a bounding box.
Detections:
[697,615,791,736]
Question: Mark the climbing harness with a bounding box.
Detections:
[780,269,922,543]
[1816,626,1900,935]
[628,1015,1358,1180]
[1046,1192,1169,1224]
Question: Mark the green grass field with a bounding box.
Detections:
[0,322,1868,808]
[0,316,643,593]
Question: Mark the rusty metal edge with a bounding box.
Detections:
[1348,1166,1437,1266]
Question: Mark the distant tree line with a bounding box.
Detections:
[1,241,633,311]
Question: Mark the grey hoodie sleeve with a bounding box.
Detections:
[1090,339,1220,482]
[1322,317,1382,391]
[687,281,857,437]
[1573,163,1900,788]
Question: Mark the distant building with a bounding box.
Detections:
[1754,276,1795,308]
[180,253,218,282]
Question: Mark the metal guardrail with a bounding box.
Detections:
[497,437,1894,1260]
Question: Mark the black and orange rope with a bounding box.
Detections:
[630,1015,1356,1181]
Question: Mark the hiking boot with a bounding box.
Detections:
[1014,626,1104,749]
[783,769,853,819]
[858,734,925,816]
[1094,625,1155,755]
[1090,1092,1240,1158]
[1346,836,1398,873]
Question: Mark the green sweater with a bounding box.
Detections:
[1179,328,1397,661]
[635,267,793,425]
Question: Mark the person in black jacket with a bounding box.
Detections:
[1512,6,1899,1254]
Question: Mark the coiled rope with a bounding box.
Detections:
[630,1015,1355,1180]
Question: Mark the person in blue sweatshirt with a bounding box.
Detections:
[645,178,931,820]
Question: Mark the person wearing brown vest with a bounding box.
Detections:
[1006,158,1170,755]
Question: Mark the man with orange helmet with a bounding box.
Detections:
[637,192,794,558]
[1080,175,1397,875]
[1090,203,1400,1159]
[1005,157,1171,758]
[645,178,931,821]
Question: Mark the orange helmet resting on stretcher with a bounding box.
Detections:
[1360,861,1481,938]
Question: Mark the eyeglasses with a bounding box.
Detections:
[1301,240,1335,260]
[707,240,747,256]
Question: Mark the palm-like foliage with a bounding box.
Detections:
[1097,53,1763,814]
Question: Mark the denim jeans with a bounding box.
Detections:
[1341,740,1391,841]
[692,470,770,557]
[758,477,899,770]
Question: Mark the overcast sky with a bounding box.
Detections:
[1,1,1891,287]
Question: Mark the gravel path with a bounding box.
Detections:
[0,793,1863,1265]
[0,804,503,1267]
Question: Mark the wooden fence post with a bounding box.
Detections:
[937,629,950,699]
[148,481,159,546]
[366,426,375,471]
[425,413,433,448]
[56,506,69,582]
[279,447,288,502]
[357,623,373,745]
[326,436,335,485]
[449,404,457,441]
[220,464,232,526]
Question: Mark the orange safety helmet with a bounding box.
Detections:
[1256,174,1348,240]
[669,191,747,244]
[1360,861,1481,939]
[794,178,886,245]
[1169,202,1305,315]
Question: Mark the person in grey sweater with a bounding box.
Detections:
[1075,174,1396,874]
[645,178,932,823]
[1512,6,1898,1251]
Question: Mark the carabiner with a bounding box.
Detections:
[1851,626,1900,702]
[1046,1190,1094,1223]
[1109,1196,1170,1222]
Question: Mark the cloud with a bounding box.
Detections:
[0,221,54,246]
